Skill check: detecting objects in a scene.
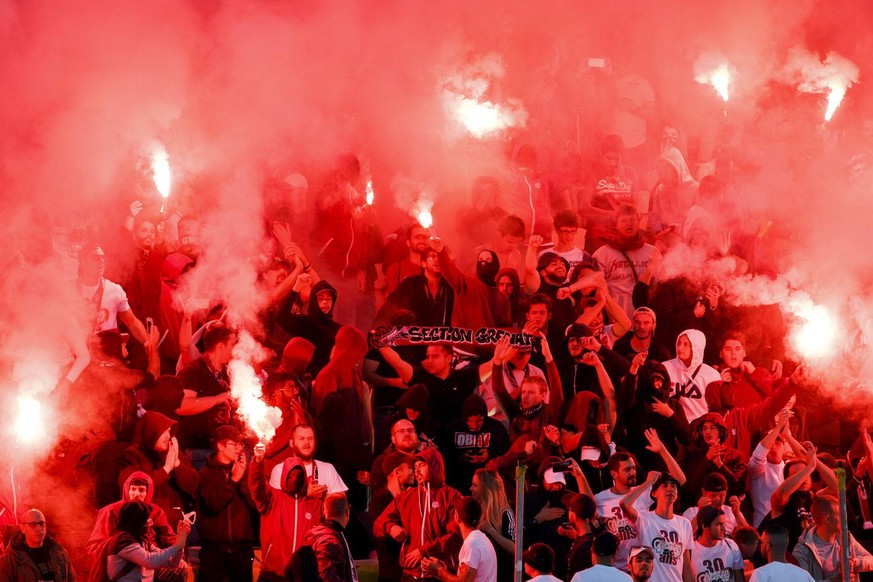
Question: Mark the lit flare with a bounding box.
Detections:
[789,300,839,361]
[414,198,433,229]
[151,144,171,211]
[14,394,44,446]
[229,332,282,444]
[365,180,375,206]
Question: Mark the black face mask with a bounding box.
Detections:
[476,251,500,286]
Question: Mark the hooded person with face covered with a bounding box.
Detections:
[619,359,691,473]
[431,238,512,330]
[276,279,342,375]
[249,450,324,581]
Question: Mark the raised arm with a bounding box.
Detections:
[621,470,659,524]
[490,339,520,419]
[771,446,816,516]
[645,428,687,485]
[583,352,617,433]
[523,235,543,295]
[378,346,415,384]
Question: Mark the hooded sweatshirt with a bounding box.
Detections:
[661,329,720,422]
[197,452,257,550]
[312,326,369,417]
[249,456,323,576]
[442,395,511,491]
[373,447,462,579]
[88,471,176,555]
[682,412,748,497]
[118,412,200,525]
[277,280,342,375]
[650,146,699,233]
[620,360,691,472]
[437,248,511,331]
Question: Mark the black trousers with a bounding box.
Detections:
[198,545,254,582]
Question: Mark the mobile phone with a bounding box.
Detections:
[145,317,154,334]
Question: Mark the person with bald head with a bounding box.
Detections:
[0,509,76,581]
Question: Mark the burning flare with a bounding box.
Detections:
[14,394,45,446]
[788,299,839,361]
[824,82,847,122]
[694,53,734,102]
[151,144,172,211]
[441,53,527,139]
[780,48,859,122]
[365,180,375,206]
[414,198,433,229]
[228,331,282,444]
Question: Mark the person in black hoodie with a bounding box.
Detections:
[277,280,342,375]
[197,425,257,582]
[556,323,629,402]
[117,411,200,526]
[618,358,691,472]
[442,395,510,491]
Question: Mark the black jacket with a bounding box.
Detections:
[196,453,257,550]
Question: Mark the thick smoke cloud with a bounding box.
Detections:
[0,0,872,561]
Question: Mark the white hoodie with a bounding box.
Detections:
[661,328,720,422]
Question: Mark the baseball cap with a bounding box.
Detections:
[629,545,655,560]
[632,306,657,324]
[564,323,593,339]
[564,493,596,520]
[592,532,620,556]
[542,468,566,486]
[702,472,728,492]
[523,543,554,573]
[650,473,681,498]
[537,252,570,272]
[381,452,414,476]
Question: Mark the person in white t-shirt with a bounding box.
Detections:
[689,506,744,582]
[422,496,497,582]
[570,532,633,581]
[621,472,693,582]
[537,210,591,283]
[77,244,150,346]
[596,430,687,571]
[522,543,563,582]
[750,523,814,582]
[748,412,789,528]
[270,424,348,498]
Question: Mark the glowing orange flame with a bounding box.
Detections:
[14,394,45,446]
[824,83,847,122]
[696,64,731,102]
[789,300,839,361]
[365,180,375,206]
[414,199,433,229]
[228,332,282,443]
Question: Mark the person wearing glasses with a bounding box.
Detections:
[197,425,257,582]
[0,509,76,581]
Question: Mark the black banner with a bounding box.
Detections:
[369,326,538,349]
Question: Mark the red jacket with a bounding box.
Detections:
[88,471,176,555]
[249,456,323,576]
[373,448,462,579]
